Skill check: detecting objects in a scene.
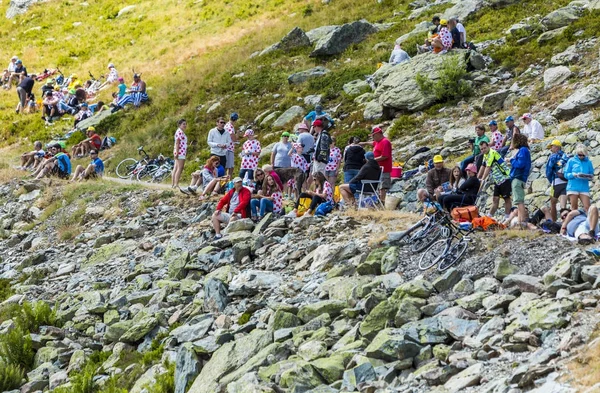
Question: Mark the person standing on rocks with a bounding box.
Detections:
[311,119,331,177]
[460,124,489,177]
[545,139,569,221]
[296,123,314,166]
[239,129,261,181]
[478,141,512,220]
[325,136,342,186]
[172,119,187,189]
[207,117,233,169]
[361,126,392,203]
[224,112,239,178]
[489,120,504,151]
[521,113,544,144]
[506,134,531,228]
[212,177,251,240]
[500,116,520,157]
[564,144,594,213]
[425,155,451,201]
[270,132,292,169]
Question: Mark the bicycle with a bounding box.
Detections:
[115,146,150,179]
[398,202,452,253]
[136,155,173,182]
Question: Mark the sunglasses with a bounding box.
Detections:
[578,154,586,157]
[218,121,226,124]
[561,213,568,220]
[257,173,264,177]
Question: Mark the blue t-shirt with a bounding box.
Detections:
[55,153,71,175]
[304,110,324,123]
[92,157,104,174]
[217,165,225,177]
[566,210,587,237]
[118,83,126,98]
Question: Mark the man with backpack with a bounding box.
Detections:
[478,141,512,220]
[311,119,331,176]
[546,139,569,221]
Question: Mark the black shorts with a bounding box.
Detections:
[551,183,567,198]
[493,179,512,198]
[216,155,226,168]
[52,166,69,179]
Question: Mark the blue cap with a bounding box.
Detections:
[488,120,497,126]
[505,116,514,122]
[230,112,239,121]
[365,151,375,160]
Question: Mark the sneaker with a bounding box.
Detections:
[213,234,223,240]
[188,186,197,195]
[179,187,190,195]
[586,248,600,257]
[285,211,297,218]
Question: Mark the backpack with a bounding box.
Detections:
[451,205,479,222]
[314,130,331,164]
[297,197,312,217]
[472,216,505,231]
[555,152,571,181]
[315,201,334,216]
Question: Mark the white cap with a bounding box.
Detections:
[108,63,114,68]
[11,56,18,61]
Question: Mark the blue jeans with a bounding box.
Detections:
[344,169,360,183]
[58,100,74,114]
[460,155,475,175]
[239,169,254,182]
[250,198,273,217]
[498,146,509,157]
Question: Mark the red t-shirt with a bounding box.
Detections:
[90,134,102,150]
[373,138,392,173]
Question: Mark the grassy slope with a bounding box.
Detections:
[0,0,599,177]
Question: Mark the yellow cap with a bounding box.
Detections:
[87,126,95,132]
[440,19,448,25]
[546,139,562,149]
[433,155,444,163]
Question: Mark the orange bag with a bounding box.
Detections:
[451,206,479,222]
[472,216,505,231]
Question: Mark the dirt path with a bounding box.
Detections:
[103,176,173,190]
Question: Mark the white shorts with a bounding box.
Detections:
[567,191,590,196]
[311,161,327,175]
[226,151,235,169]
[575,221,600,238]
[177,155,186,160]
[217,212,231,224]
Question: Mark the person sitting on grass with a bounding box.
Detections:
[289,171,333,217]
[250,174,283,221]
[35,144,71,180]
[74,103,92,127]
[112,73,148,111]
[181,156,228,199]
[561,205,600,245]
[19,141,44,170]
[70,150,104,182]
[42,91,60,123]
[2,56,18,89]
[438,163,480,212]
[339,151,381,208]
[211,177,251,240]
[71,127,102,158]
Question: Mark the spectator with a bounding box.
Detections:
[506,134,531,228]
[311,119,331,176]
[99,63,118,90]
[438,163,480,211]
[212,177,251,240]
[172,119,187,189]
[325,136,342,186]
[361,127,392,203]
[521,113,544,143]
[425,155,451,201]
[288,143,309,198]
[19,141,44,170]
[16,73,35,114]
[339,151,381,208]
[500,116,520,156]
[74,103,92,126]
[262,164,283,191]
[297,123,314,165]
[546,139,569,221]
[36,144,71,179]
[448,19,461,49]
[448,165,465,191]
[253,169,266,194]
[290,171,333,217]
[10,59,27,86]
[460,124,489,176]
[561,206,599,244]
[70,150,104,182]
[207,117,233,168]
[489,120,504,151]
[72,127,102,158]
[2,56,18,89]
[117,77,126,99]
[455,18,467,47]
[112,73,148,111]
[181,156,225,198]
[224,112,239,178]
[430,16,441,35]
[389,42,410,65]
[564,144,594,213]
[90,101,107,114]
[417,188,443,214]
[478,141,512,219]
[270,132,292,169]
[304,105,333,130]
[42,91,59,123]
[239,129,261,181]
[250,174,283,220]
[432,19,452,54]
[343,136,366,183]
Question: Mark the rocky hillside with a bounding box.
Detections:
[1,178,600,393]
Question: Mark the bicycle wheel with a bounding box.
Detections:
[137,164,158,182]
[419,239,448,270]
[411,223,443,253]
[115,158,137,179]
[396,220,427,246]
[438,239,469,272]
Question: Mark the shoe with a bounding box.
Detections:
[179,187,190,195]
[188,186,197,195]
[213,234,223,240]
[586,248,600,257]
[285,211,297,218]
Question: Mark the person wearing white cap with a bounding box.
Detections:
[239,129,261,181]
[99,63,119,89]
[521,113,544,143]
[212,176,251,240]
[2,56,18,89]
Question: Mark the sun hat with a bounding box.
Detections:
[232,177,243,183]
[547,139,562,149]
[521,113,532,119]
[244,129,254,137]
[108,63,114,68]
[433,155,444,164]
[11,56,18,61]
[365,151,375,160]
[466,163,478,173]
[297,123,309,131]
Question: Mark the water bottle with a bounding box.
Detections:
[242,171,249,186]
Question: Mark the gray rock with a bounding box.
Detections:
[288,66,331,84]
[541,6,582,30]
[365,328,422,361]
[171,315,214,343]
[433,268,462,292]
[443,127,473,147]
[6,0,39,19]
[476,90,510,114]
[494,258,519,280]
[310,20,377,57]
[117,5,136,17]
[551,45,580,65]
[502,274,544,294]
[474,277,500,293]
[305,25,338,45]
[225,219,255,233]
[544,66,571,89]
[444,363,483,392]
[272,106,305,128]
[175,343,201,393]
[229,270,282,296]
[260,27,311,56]
[363,100,383,120]
[537,26,568,44]
[396,21,433,45]
[204,278,229,313]
[343,79,371,96]
[581,265,600,285]
[553,85,600,119]
[341,362,377,390]
[260,111,280,126]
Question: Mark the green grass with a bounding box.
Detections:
[0,359,24,392]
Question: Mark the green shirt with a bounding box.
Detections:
[473,134,490,155]
[484,148,510,185]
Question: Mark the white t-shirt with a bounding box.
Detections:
[524,119,544,140]
[456,23,467,44]
[7,61,16,72]
[389,49,410,65]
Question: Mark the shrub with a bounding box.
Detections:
[146,363,175,393]
[388,115,421,140]
[0,326,34,370]
[415,56,473,103]
[0,359,24,391]
[0,279,13,303]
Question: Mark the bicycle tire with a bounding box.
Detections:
[396,220,427,245]
[419,239,448,270]
[115,158,137,179]
[137,164,159,182]
[411,224,443,253]
[151,165,173,183]
[438,239,469,272]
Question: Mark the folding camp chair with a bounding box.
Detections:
[357,167,385,210]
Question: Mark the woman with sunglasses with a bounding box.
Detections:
[564,144,595,212]
[290,171,333,217]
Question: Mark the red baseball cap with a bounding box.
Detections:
[313,119,323,127]
[372,127,383,134]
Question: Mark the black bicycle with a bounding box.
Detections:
[397,202,451,253]
[115,146,150,179]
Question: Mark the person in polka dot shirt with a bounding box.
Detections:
[324,136,342,186]
[250,174,283,220]
[290,171,333,217]
[239,129,261,181]
[287,142,309,199]
[172,119,187,189]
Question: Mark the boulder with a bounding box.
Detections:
[7,0,40,18]
[175,343,201,393]
[441,0,485,21]
[537,26,568,44]
[363,100,383,120]
[311,355,347,384]
[542,249,593,285]
[120,314,158,343]
[443,363,483,392]
[310,20,378,57]
[229,270,282,296]
[502,274,544,294]
[443,127,473,146]
[341,362,377,391]
[288,66,331,84]
[581,265,600,285]
[272,106,305,128]
[260,27,311,56]
[359,300,398,338]
[375,51,469,112]
[552,85,600,119]
[432,268,462,292]
[541,6,581,30]
[343,79,371,96]
[476,90,510,114]
[298,300,347,323]
[305,25,338,45]
[543,66,571,89]
[396,21,433,45]
[204,278,229,313]
[365,328,422,361]
[551,45,580,65]
[171,315,214,343]
[494,258,518,280]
